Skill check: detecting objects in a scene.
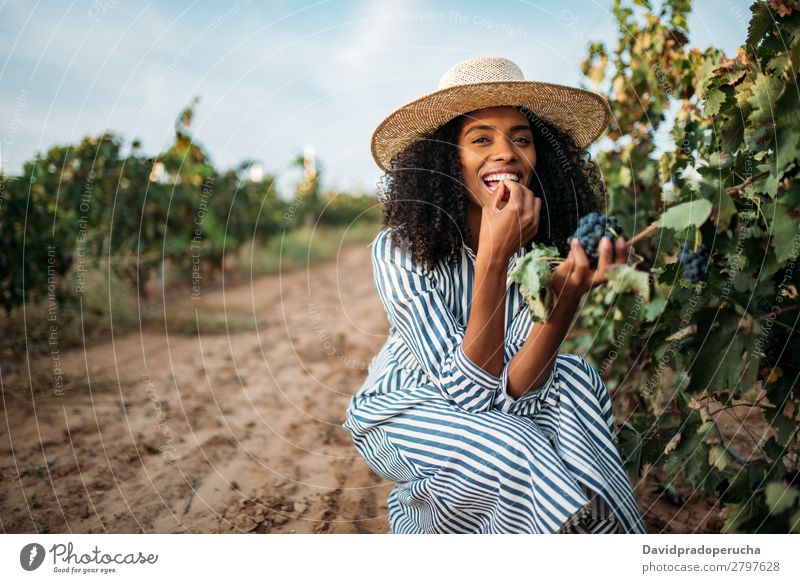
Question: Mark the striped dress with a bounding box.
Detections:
[342,227,646,534]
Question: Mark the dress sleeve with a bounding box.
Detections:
[491,302,558,416]
[371,228,505,413]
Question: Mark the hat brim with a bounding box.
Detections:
[371,80,610,172]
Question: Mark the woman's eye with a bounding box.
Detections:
[471,136,530,145]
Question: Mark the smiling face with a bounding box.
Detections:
[456,106,537,209]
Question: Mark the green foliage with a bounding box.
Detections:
[657,199,713,229]
[567,0,800,533]
[508,244,560,322]
[0,97,379,360]
[605,264,651,301]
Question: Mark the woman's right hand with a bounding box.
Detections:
[478,179,541,264]
[550,234,629,303]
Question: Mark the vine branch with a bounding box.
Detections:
[725,171,770,195]
[755,305,799,321]
[627,222,659,248]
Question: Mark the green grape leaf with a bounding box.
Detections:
[605,264,651,301]
[708,446,731,471]
[715,191,737,233]
[707,151,732,169]
[764,482,799,516]
[508,244,560,323]
[727,469,752,501]
[703,86,727,117]
[772,413,797,447]
[616,421,643,482]
[768,52,791,75]
[763,436,785,461]
[688,313,747,394]
[775,119,800,178]
[747,74,785,125]
[746,1,773,50]
[719,110,745,152]
[657,199,713,230]
[765,201,800,263]
[694,178,735,232]
[777,181,800,206]
[755,170,780,199]
[680,421,715,487]
[643,292,667,322]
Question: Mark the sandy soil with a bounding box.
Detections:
[0,241,729,533]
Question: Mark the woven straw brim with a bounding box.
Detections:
[371,80,610,172]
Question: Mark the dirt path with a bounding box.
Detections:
[1,241,391,534]
[0,241,726,533]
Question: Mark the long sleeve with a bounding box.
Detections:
[491,300,559,416]
[371,228,506,413]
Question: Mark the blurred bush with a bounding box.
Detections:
[0,97,379,361]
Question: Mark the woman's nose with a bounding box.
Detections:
[491,137,517,161]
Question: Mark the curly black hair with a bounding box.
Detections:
[377,106,608,271]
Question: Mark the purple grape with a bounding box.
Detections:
[678,243,708,283]
[567,212,623,268]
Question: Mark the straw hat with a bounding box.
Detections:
[371,56,610,172]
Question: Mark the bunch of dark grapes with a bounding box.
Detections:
[567,212,623,268]
[678,243,709,283]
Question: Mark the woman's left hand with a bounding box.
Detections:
[550,235,629,302]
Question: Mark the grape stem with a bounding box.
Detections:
[725,170,768,195]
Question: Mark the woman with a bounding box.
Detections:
[342,56,646,534]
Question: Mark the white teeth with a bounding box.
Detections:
[483,173,520,183]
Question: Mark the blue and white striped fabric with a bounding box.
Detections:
[342,227,646,534]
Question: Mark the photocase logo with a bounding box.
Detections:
[20,543,46,571]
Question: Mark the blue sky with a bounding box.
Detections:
[0,0,751,198]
